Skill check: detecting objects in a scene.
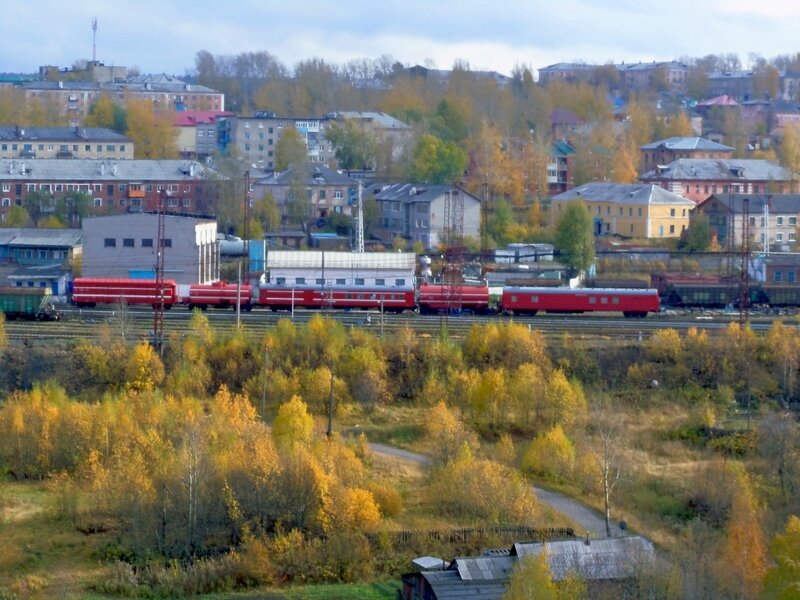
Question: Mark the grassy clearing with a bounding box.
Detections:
[0,480,113,600]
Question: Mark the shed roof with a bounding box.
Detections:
[421,569,507,600]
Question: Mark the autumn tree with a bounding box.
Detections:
[522,425,575,481]
[717,469,768,599]
[0,311,6,356]
[125,98,178,159]
[679,211,712,252]
[410,134,467,184]
[503,552,558,600]
[778,122,800,182]
[554,199,595,276]
[763,515,800,598]
[325,118,376,170]
[84,93,127,133]
[272,395,314,448]
[124,342,165,392]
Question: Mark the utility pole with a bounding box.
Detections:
[355,180,364,253]
[153,189,167,356]
[243,170,251,280]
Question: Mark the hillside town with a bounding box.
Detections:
[2,11,800,600]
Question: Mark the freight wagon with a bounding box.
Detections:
[72,278,178,308]
[0,287,60,320]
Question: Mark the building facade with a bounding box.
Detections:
[639,158,796,203]
[0,126,133,160]
[696,193,800,249]
[0,159,220,223]
[174,111,235,159]
[82,213,218,285]
[370,183,481,250]
[18,74,224,125]
[551,183,695,239]
[639,137,734,174]
[254,164,358,222]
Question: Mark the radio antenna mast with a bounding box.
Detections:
[91,18,97,63]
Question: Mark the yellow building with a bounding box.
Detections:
[550,183,695,239]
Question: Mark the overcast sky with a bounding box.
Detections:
[4,1,800,77]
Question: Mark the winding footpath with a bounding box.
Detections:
[369,442,609,539]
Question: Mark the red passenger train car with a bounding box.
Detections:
[257,286,416,312]
[72,278,178,308]
[500,287,660,317]
[187,282,253,310]
[417,282,491,314]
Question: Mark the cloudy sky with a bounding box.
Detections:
[3,1,800,77]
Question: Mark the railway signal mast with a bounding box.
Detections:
[442,189,465,314]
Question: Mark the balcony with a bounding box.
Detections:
[128,190,146,198]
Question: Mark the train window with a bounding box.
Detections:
[296,277,305,284]
[531,296,538,303]
[376,278,385,286]
[600,297,608,304]
[395,279,405,286]
[589,297,596,304]
[511,295,517,302]
[336,278,346,285]
[355,278,365,285]
[612,297,620,304]
[316,278,324,285]
[276,277,286,285]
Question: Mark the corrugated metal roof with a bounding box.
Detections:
[2,228,81,247]
[642,158,791,181]
[640,136,734,152]
[552,183,694,206]
[455,556,514,581]
[0,159,216,182]
[700,193,800,214]
[0,127,131,142]
[513,536,655,581]
[422,570,507,600]
[265,250,417,270]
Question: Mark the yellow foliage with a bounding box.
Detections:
[272,396,314,448]
[124,342,165,392]
[521,425,576,481]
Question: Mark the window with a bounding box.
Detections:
[319,190,326,200]
[789,272,796,283]
[395,278,406,287]
[638,207,642,217]
[376,278,385,286]
[161,239,172,248]
[336,278,346,285]
[355,278,365,285]
[94,198,102,207]
[790,217,798,226]
[619,207,623,215]
[85,144,91,151]
[276,277,286,285]
[334,190,343,200]
[107,184,114,196]
[296,277,306,284]
[316,278,324,285]
[1,198,9,207]
[1,184,7,192]
[628,207,632,216]
[775,271,783,282]
[670,208,676,217]
[777,232,784,241]
[104,238,116,247]
[123,238,134,248]
[669,224,675,234]
[777,216,784,225]
[106,145,115,151]
[790,233,797,242]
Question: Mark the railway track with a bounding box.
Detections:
[3,305,788,347]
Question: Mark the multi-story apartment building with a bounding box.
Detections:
[369,183,481,250]
[639,159,796,203]
[696,193,800,249]
[551,183,695,239]
[174,111,235,159]
[639,137,734,174]
[253,164,357,222]
[0,126,133,160]
[219,114,337,171]
[17,74,224,126]
[538,61,688,94]
[0,158,220,223]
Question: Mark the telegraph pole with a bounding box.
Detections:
[153,189,167,355]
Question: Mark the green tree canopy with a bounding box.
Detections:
[410,134,467,184]
[275,127,307,171]
[325,119,376,170]
[554,199,595,275]
[680,211,712,252]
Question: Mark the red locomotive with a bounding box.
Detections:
[72,278,178,309]
[500,286,660,318]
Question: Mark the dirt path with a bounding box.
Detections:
[369,443,610,539]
